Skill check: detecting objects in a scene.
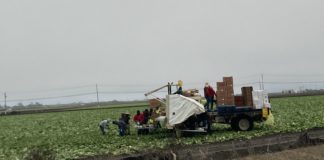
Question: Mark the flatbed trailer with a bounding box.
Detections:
[207,106,267,131]
[176,105,268,136]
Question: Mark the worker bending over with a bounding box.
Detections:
[99,119,110,135]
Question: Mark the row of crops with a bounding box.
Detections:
[0,96,324,159]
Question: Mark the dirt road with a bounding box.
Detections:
[237,145,324,160]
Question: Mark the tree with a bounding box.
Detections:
[28,102,35,107]
[34,102,43,106]
[17,102,24,107]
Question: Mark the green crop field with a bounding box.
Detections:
[1,96,324,160]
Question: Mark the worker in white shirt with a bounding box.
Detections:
[99,119,110,135]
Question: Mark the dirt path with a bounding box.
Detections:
[78,128,324,160]
[237,144,324,160]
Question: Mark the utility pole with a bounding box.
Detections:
[261,74,264,90]
[96,84,100,107]
[4,92,7,109]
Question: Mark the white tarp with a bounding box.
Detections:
[166,94,205,126]
[252,90,271,109]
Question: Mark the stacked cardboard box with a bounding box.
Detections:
[216,77,235,105]
[241,86,253,106]
[234,96,244,106]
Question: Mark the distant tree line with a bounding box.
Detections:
[270,89,324,98]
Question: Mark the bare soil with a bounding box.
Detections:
[237,144,324,160]
[78,128,324,160]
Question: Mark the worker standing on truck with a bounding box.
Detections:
[99,119,110,135]
[173,80,183,95]
[204,82,217,110]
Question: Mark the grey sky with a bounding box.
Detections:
[1,0,324,104]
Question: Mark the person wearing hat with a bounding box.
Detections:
[121,112,131,135]
[204,82,216,110]
[173,80,183,95]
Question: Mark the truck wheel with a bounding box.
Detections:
[236,117,254,131]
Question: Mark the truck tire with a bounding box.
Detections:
[236,116,254,131]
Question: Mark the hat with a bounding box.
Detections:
[177,80,183,87]
[123,111,130,115]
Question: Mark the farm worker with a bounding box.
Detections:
[204,82,217,110]
[113,118,127,136]
[155,107,160,115]
[122,112,131,135]
[149,108,153,116]
[133,110,144,125]
[148,118,154,124]
[143,109,150,124]
[173,80,183,95]
[99,119,110,135]
[154,107,162,128]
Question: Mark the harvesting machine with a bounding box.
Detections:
[142,78,272,136]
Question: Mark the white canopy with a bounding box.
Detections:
[166,94,205,126]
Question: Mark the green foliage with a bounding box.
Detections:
[0,96,324,159]
[24,144,56,160]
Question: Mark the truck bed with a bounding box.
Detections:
[207,106,264,122]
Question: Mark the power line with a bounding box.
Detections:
[96,84,100,107]
[99,91,147,94]
[6,84,95,94]
[263,81,324,84]
[264,73,324,77]
[4,92,7,109]
[0,92,96,103]
[2,80,324,104]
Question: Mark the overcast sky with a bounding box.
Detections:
[1,0,324,104]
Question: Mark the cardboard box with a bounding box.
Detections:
[235,96,244,106]
[226,92,234,97]
[217,82,225,90]
[225,99,235,106]
[225,86,234,91]
[241,86,253,106]
[217,98,226,105]
[217,86,226,92]
[217,97,235,105]
[216,91,225,96]
[242,86,253,94]
[243,95,253,106]
[223,77,233,86]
